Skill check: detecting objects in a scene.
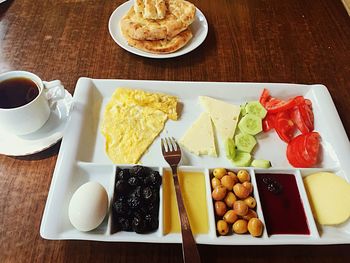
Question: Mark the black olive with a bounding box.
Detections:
[142,186,157,203]
[129,185,142,198]
[144,171,162,186]
[116,168,130,181]
[132,213,147,233]
[115,180,130,195]
[113,199,128,215]
[130,165,148,177]
[128,176,141,187]
[145,213,159,231]
[117,217,132,231]
[127,195,141,210]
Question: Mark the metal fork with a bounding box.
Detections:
[161,137,201,263]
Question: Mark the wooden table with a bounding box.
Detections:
[1,0,350,262]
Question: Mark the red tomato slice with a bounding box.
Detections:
[259,88,271,107]
[291,101,314,134]
[304,99,312,106]
[299,102,314,132]
[287,139,309,168]
[301,132,320,163]
[291,106,309,134]
[286,132,320,168]
[274,111,297,143]
[262,112,276,132]
[265,96,304,114]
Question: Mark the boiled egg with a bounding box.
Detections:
[68,182,108,231]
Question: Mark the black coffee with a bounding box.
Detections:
[0,77,40,109]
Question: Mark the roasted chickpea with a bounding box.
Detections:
[242,209,258,221]
[211,177,221,189]
[215,201,227,217]
[233,183,250,199]
[233,200,249,216]
[217,220,229,235]
[227,171,239,184]
[243,196,256,209]
[242,181,253,194]
[223,210,238,224]
[248,218,263,237]
[212,185,227,201]
[232,219,248,234]
[221,175,235,191]
[224,191,237,208]
[213,168,227,179]
[237,170,250,183]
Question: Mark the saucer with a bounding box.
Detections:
[0,89,73,156]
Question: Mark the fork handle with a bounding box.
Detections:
[172,171,201,263]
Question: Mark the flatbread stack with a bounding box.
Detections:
[120,0,196,54]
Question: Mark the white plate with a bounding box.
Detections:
[0,90,72,156]
[108,1,208,58]
[40,78,350,245]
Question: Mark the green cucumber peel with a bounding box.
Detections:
[225,138,236,160]
[235,133,257,153]
[245,101,267,119]
[251,159,271,168]
[238,113,262,135]
[231,151,252,167]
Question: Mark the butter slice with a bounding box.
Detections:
[179,112,217,156]
[199,96,241,140]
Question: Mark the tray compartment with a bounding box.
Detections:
[162,166,215,243]
[109,165,163,240]
[254,169,319,239]
[207,167,269,244]
[43,162,115,239]
[300,168,350,238]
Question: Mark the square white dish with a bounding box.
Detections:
[40,78,350,244]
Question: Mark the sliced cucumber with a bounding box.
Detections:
[240,103,247,117]
[251,159,272,168]
[225,138,236,160]
[231,151,252,167]
[238,114,262,135]
[235,133,256,153]
[245,101,267,119]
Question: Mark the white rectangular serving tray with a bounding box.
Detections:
[40,78,350,245]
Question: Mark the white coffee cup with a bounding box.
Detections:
[0,71,64,135]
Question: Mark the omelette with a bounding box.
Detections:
[113,87,178,120]
[101,88,178,164]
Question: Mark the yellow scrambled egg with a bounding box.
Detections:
[101,88,178,164]
[113,87,178,120]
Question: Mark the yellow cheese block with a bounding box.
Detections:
[179,112,217,156]
[304,172,350,225]
[199,96,240,140]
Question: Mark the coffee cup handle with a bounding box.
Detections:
[43,80,66,108]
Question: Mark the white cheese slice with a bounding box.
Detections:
[199,96,241,140]
[179,112,217,156]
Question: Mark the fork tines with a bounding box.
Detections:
[161,137,180,153]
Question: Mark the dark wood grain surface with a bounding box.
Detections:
[1,0,350,262]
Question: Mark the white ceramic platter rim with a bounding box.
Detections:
[108,1,208,59]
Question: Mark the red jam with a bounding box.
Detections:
[255,173,309,235]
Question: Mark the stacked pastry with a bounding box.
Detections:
[120,0,196,54]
